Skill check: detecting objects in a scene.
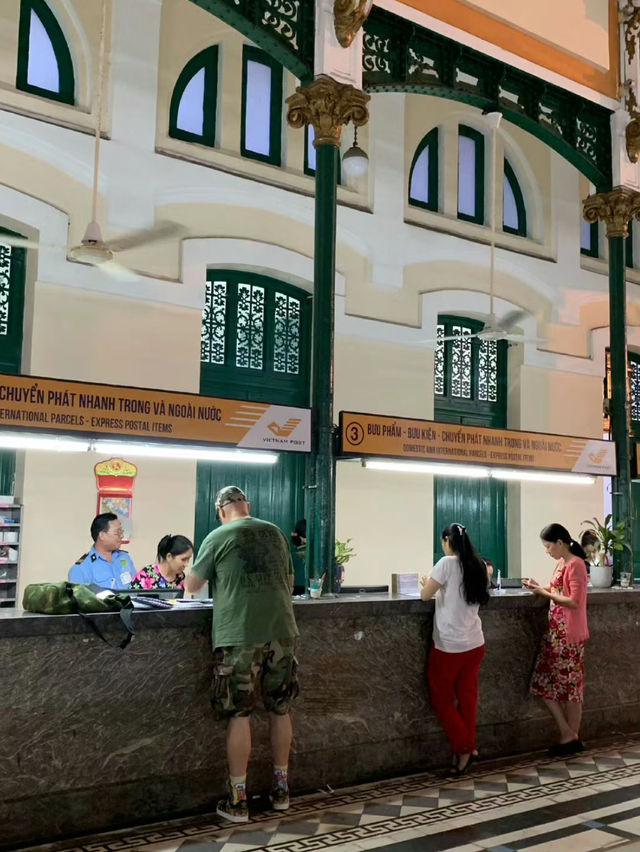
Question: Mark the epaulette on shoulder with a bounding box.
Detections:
[74,553,89,565]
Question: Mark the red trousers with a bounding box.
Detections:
[427,643,485,755]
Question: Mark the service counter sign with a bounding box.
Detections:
[0,373,311,452]
[339,411,616,476]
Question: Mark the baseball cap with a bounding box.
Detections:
[215,485,248,509]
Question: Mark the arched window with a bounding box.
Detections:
[458,125,484,224]
[16,0,74,104]
[581,181,599,258]
[408,128,439,211]
[241,46,282,166]
[304,124,316,175]
[503,159,527,236]
[304,124,342,182]
[433,314,507,577]
[169,46,219,146]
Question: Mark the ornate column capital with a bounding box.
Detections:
[286,74,370,147]
[583,186,640,238]
[333,0,373,48]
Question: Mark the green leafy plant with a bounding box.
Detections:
[335,539,356,565]
[582,515,631,558]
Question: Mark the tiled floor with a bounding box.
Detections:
[21,737,640,852]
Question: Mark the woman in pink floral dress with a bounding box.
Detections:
[130,534,193,590]
[524,523,589,757]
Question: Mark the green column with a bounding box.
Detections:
[308,143,340,589]
[608,235,632,578]
[286,75,370,593]
[583,187,640,579]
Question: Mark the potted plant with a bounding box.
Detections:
[334,539,356,592]
[581,515,631,588]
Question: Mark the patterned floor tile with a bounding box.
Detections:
[21,736,640,852]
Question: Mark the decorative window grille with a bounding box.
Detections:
[201,279,226,365]
[631,358,640,423]
[478,340,498,402]
[201,274,307,384]
[0,244,13,337]
[236,283,265,370]
[274,293,300,374]
[434,318,503,412]
[434,324,445,396]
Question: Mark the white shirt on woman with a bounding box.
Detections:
[430,555,484,653]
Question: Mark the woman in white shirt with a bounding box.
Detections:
[420,523,490,775]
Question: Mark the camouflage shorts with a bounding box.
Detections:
[211,637,299,719]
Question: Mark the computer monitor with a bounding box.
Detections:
[130,587,184,599]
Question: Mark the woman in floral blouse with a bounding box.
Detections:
[130,534,193,590]
[523,523,589,757]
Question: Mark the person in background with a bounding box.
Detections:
[130,534,193,590]
[69,513,135,589]
[524,523,589,756]
[580,530,609,574]
[420,523,489,775]
[185,486,299,824]
[290,519,307,596]
[482,557,496,588]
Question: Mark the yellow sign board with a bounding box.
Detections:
[339,411,616,476]
[0,373,311,452]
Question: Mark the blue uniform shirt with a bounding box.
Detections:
[68,546,136,589]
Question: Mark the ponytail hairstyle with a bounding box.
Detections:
[442,523,490,605]
[157,534,194,562]
[540,523,588,562]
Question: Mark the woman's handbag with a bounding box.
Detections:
[22,582,135,648]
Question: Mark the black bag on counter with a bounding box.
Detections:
[22,582,135,648]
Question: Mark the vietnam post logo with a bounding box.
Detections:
[267,418,302,437]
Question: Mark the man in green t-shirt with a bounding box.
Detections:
[185,485,299,825]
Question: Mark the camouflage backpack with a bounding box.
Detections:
[23,582,135,648]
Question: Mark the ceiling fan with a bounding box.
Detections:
[1,0,183,282]
[424,110,545,347]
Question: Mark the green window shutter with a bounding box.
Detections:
[433,314,507,576]
[200,271,310,407]
[627,220,634,269]
[241,45,283,166]
[16,0,75,104]
[457,125,485,225]
[169,45,219,147]
[408,127,439,211]
[434,315,506,425]
[0,230,26,495]
[503,158,527,236]
[196,272,311,554]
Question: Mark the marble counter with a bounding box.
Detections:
[1,589,639,848]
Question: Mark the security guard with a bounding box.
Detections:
[69,512,136,589]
